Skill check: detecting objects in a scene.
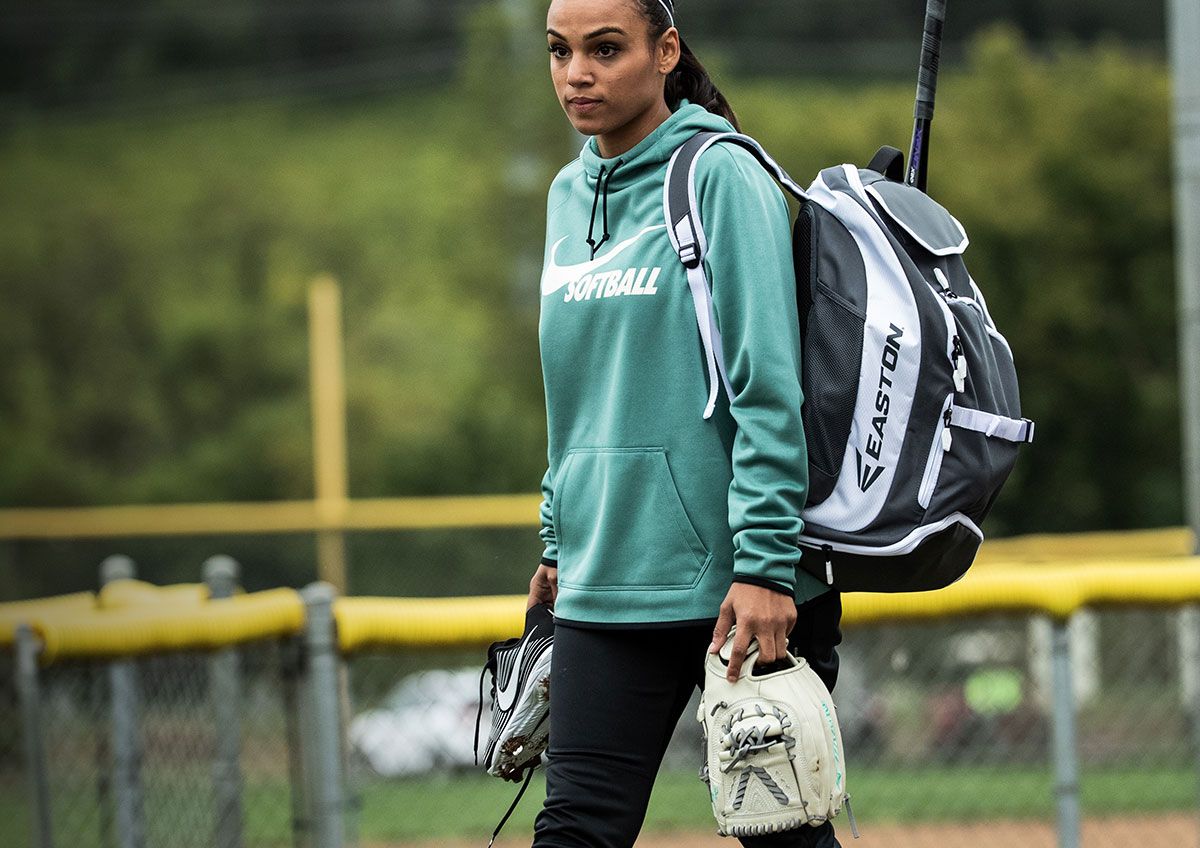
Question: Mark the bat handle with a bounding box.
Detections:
[908,0,947,190]
[914,0,947,121]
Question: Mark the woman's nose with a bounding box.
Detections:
[566,55,593,87]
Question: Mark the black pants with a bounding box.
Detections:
[532,590,843,848]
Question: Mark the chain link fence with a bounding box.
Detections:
[343,606,1200,847]
[3,637,297,848]
[3,561,1200,848]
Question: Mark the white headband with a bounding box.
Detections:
[657,0,676,27]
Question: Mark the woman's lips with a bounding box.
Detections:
[568,97,602,115]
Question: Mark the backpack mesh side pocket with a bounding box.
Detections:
[794,204,863,507]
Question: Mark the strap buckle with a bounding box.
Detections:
[678,241,701,269]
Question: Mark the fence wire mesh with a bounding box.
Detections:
[0,652,32,844]
[343,606,1199,848]
[2,641,296,848]
[4,602,1198,848]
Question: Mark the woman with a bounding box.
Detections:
[528,1,843,846]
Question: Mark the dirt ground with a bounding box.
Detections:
[397,813,1199,848]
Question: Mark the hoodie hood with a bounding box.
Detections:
[580,100,734,186]
[578,101,734,258]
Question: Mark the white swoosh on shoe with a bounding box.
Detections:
[495,638,532,713]
[541,224,667,297]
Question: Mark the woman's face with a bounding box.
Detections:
[546,0,678,143]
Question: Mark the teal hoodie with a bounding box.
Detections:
[537,102,830,625]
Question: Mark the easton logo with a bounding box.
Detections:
[855,323,905,493]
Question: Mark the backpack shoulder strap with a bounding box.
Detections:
[664,131,809,269]
[662,131,810,420]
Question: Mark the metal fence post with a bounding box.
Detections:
[16,624,53,848]
[1049,613,1081,848]
[301,583,345,848]
[1177,605,1200,824]
[101,555,145,848]
[204,556,245,848]
[282,635,312,848]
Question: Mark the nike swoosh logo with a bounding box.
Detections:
[541,224,667,297]
[495,638,533,712]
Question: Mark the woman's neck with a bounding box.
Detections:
[596,99,674,159]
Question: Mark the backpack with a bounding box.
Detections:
[663,131,1035,593]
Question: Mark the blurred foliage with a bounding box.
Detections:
[0,17,1181,594]
[0,0,1165,110]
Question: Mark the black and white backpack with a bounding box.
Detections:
[664,132,1035,593]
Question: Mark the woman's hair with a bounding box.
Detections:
[634,0,740,131]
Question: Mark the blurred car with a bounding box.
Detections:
[349,667,489,777]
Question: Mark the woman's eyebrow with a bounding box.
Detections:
[546,26,628,40]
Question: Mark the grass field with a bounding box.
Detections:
[358,764,1196,841]
[2,764,1192,845]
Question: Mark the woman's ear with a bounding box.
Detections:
[658,28,681,75]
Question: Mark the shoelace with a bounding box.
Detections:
[475,646,543,846]
[473,662,490,766]
[487,766,537,848]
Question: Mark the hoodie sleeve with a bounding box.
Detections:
[696,144,829,604]
[538,464,558,567]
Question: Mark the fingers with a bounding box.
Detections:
[726,623,754,682]
[778,606,797,660]
[526,565,558,610]
[526,572,541,609]
[709,601,734,655]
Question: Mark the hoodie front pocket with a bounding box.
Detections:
[554,447,712,591]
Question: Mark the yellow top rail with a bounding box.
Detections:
[0,495,543,540]
[0,498,1192,562]
[3,558,1198,663]
[971,526,1195,565]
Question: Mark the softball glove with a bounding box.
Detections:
[697,627,857,838]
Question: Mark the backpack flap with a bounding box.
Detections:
[860,175,968,256]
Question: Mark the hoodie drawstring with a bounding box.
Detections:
[586,158,623,259]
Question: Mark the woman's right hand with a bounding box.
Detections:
[527,564,558,609]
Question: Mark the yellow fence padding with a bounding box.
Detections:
[97,579,210,609]
[5,556,1199,661]
[34,588,306,664]
[335,596,527,653]
[843,558,1200,625]
[334,558,1200,653]
[0,592,96,648]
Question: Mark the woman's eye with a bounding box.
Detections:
[548,44,569,59]
[596,43,619,58]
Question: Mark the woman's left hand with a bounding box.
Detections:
[709,583,797,682]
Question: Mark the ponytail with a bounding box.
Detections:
[636,0,741,132]
[666,37,740,131]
